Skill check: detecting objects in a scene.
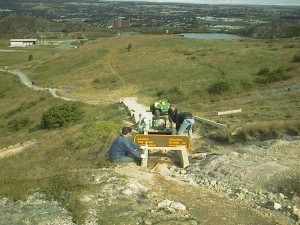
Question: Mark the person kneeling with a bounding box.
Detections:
[108,127,146,163]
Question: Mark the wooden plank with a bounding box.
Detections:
[141,147,148,167]
[149,163,160,173]
[212,108,242,116]
[147,146,187,151]
[177,146,189,168]
[194,116,226,128]
[140,146,189,168]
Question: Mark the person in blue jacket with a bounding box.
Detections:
[108,127,145,163]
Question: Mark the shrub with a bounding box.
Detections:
[257,67,270,76]
[207,81,230,94]
[64,121,119,150]
[41,103,84,129]
[292,54,300,62]
[283,44,294,49]
[240,80,252,89]
[254,66,291,84]
[155,86,185,103]
[187,56,197,60]
[127,43,132,51]
[28,54,33,61]
[7,117,31,132]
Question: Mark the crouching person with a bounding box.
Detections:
[109,127,146,163]
[176,112,194,138]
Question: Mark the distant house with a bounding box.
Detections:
[114,17,130,28]
[10,39,38,47]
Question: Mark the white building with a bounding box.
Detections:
[10,39,38,47]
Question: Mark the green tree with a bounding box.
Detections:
[28,54,33,61]
[127,43,132,51]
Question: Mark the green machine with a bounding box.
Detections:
[150,99,170,117]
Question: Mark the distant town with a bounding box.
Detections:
[0,0,299,37]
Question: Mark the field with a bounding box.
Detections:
[0,35,299,224]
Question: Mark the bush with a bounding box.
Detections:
[41,103,84,129]
[28,54,33,61]
[155,86,185,103]
[292,54,300,62]
[64,121,119,150]
[207,81,230,94]
[257,67,270,76]
[7,117,31,132]
[127,43,132,51]
[254,67,291,84]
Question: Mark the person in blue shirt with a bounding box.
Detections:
[108,127,145,163]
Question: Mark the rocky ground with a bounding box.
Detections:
[0,134,299,225]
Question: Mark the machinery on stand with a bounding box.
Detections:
[120,97,190,168]
[141,99,173,135]
[120,97,232,169]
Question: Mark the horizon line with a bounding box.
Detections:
[106,0,300,6]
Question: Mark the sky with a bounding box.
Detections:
[110,0,300,6]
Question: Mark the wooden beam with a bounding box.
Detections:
[212,108,242,116]
[194,116,226,128]
[140,146,189,168]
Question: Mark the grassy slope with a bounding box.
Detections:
[0,35,299,222]
[22,35,300,122]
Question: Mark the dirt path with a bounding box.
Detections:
[1,69,76,101]
[114,162,286,225]
[153,176,278,225]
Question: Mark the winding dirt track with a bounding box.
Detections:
[1,69,75,101]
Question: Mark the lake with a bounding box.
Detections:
[119,31,253,40]
[176,33,253,40]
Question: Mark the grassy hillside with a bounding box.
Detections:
[20,35,300,122]
[0,15,116,39]
[0,34,300,223]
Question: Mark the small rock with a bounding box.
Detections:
[240,188,249,194]
[231,127,242,136]
[144,220,152,225]
[274,202,282,210]
[236,193,245,199]
[292,206,300,220]
[157,199,173,208]
[190,220,198,225]
[278,193,285,199]
[210,180,217,186]
[122,188,133,196]
[180,169,187,175]
[188,178,198,186]
[267,193,277,200]
[265,201,282,210]
[170,201,186,211]
[164,207,176,214]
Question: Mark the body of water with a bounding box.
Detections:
[177,33,252,40]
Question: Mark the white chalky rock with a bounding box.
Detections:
[274,202,282,210]
[122,188,133,196]
[170,201,187,211]
[265,201,282,210]
[210,180,217,186]
[157,199,173,208]
[292,206,300,220]
[128,180,148,192]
